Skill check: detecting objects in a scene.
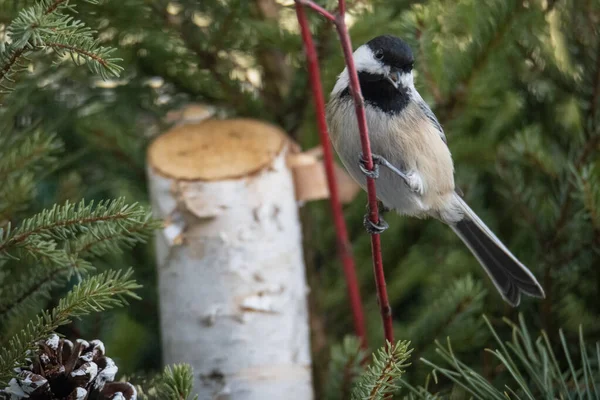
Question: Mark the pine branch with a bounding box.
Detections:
[42,0,83,15]
[574,165,600,230]
[45,35,123,79]
[550,19,600,241]
[11,237,70,265]
[324,336,369,400]
[350,341,412,400]
[406,315,600,399]
[0,198,150,255]
[70,214,161,258]
[0,132,62,222]
[0,47,29,90]
[178,19,253,112]
[0,131,62,179]
[438,0,523,123]
[406,276,487,362]
[0,269,140,386]
[0,173,36,226]
[0,254,92,323]
[49,42,106,63]
[0,0,120,92]
[154,364,198,400]
[515,42,579,96]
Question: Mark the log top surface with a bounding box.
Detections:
[148,118,286,181]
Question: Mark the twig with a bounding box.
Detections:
[47,43,109,66]
[0,260,78,317]
[43,0,68,15]
[295,3,367,348]
[297,0,336,21]
[294,0,394,345]
[0,212,134,252]
[368,347,396,399]
[0,47,26,83]
[0,0,70,83]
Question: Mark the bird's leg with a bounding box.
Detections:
[363,200,389,234]
[358,153,423,195]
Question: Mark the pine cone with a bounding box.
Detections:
[3,334,137,400]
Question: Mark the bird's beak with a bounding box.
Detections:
[386,70,402,89]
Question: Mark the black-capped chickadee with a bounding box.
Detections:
[326,35,544,306]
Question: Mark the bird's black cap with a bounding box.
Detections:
[366,35,414,70]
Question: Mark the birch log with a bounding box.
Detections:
[147,118,313,400]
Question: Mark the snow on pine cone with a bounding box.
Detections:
[2,334,137,400]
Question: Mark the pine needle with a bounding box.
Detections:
[0,269,141,386]
[351,340,412,400]
[155,364,199,400]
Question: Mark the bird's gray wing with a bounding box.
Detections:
[417,99,464,195]
[417,100,447,144]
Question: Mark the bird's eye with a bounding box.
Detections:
[375,50,384,60]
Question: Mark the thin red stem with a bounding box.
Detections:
[296,0,336,21]
[333,4,393,346]
[294,0,395,346]
[295,3,367,348]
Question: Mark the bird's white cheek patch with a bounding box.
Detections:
[400,72,414,90]
[353,45,384,75]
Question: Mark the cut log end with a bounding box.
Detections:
[148,118,286,181]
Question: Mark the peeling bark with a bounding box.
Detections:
[147,118,313,399]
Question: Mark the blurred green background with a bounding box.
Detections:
[2,0,599,397]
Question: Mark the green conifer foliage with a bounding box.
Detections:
[1,0,598,397]
[0,0,159,392]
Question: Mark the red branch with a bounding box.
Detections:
[295,4,367,348]
[297,0,336,21]
[294,0,394,345]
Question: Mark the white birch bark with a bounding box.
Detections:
[146,118,313,400]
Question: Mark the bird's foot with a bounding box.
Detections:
[363,210,389,234]
[405,170,424,195]
[359,153,422,195]
[358,153,381,179]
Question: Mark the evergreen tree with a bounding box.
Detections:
[0,0,197,398]
[1,0,598,397]
[0,0,147,384]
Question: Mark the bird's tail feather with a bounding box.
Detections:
[450,195,545,306]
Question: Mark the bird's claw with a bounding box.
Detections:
[363,213,389,234]
[358,153,381,179]
[405,170,424,195]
